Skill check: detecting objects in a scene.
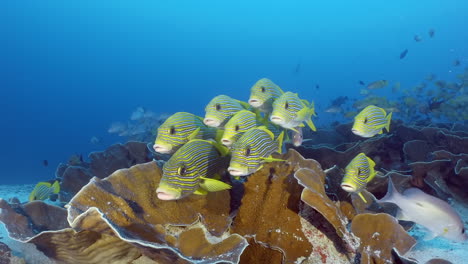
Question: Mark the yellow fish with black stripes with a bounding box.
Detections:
[29,180,60,201]
[248,78,284,113]
[228,126,284,177]
[341,153,378,202]
[352,105,392,138]
[153,112,221,154]
[221,110,284,147]
[270,92,317,133]
[204,95,251,128]
[156,139,232,200]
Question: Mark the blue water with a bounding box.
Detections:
[1,0,467,184]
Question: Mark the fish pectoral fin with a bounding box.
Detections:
[187,127,201,141]
[199,177,232,192]
[261,156,285,162]
[194,188,208,195]
[296,107,309,120]
[289,127,300,133]
[357,192,368,203]
[276,131,285,154]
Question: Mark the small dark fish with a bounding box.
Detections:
[294,63,301,73]
[399,49,408,59]
[315,84,320,89]
[428,97,446,111]
[43,160,48,167]
[453,59,461,66]
[414,35,422,42]
[428,29,435,38]
[331,96,348,107]
[359,80,365,86]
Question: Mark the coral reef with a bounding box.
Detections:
[1,121,467,263]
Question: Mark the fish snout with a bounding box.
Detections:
[270,115,283,125]
[228,167,248,177]
[156,187,179,200]
[248,98,263,108]
[203,118,221,127]
[221,138,232,146]
[153,144,172,154]
[341,183,357,192]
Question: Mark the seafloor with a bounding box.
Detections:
[0,121,467,264]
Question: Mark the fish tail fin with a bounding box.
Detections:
[52,180,60,193]
[385,112,393,132]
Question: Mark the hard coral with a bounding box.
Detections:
[65,161,247,264]
[351,213,416,264]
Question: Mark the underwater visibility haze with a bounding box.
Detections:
[0,0,468,263]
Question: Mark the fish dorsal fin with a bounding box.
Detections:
[187,127,201,141]
[199,177,232,192]
[256,126,275,139]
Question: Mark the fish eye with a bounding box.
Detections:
[235,125,240,131]
[285,101,289,109]
[178,166,186,176]
[215,103,221,111]
[245,147,251,156]
[462,227,465,234]
[261,86,266,92]
[363,118,368,124]
[169,126,176,135]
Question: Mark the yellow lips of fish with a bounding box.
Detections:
[351,105,392,138]
[248,78,284,113]
[204,95,250,128]
[270,92,317,132]
[157,139,231,200]
[341,153,377,203]
[154,112,216,154]
[29,180,60,201]
[228,126,284,177]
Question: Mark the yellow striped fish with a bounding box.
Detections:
[352,105,392,138]
[29,180,60,201]
[156,139,231,200]
[221,110,258,147]
[341,153,377,203]
[228,126,284,177]
[153,112,220,154]
[204,95,250,128]
[270,92,317,132]
[248,78,284,113]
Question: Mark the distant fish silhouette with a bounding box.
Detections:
[315,84,320,90]
[453,59,461,66]
[414,35,422,42]
[358,80,365,86]
[43,160,48,167]
[399,49,408,59]
[428,28,435,38]
[294,63,301,73]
